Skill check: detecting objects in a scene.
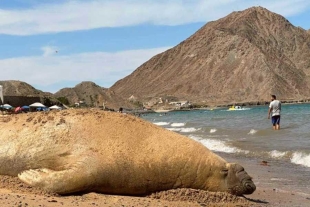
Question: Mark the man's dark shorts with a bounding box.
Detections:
[271,115,280,126]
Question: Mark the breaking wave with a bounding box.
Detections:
[154,122,170,126]
[269,150,287,159]
[171,123,186,127]
[268,150,310,168]
[291,152,310,168]
[189,135,249,154]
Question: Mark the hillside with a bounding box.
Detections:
[0,80,49,96]
[0,80,59,107]
[110,7,310,105]
[54,81,137,110]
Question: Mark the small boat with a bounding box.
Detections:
[228,106,250,111]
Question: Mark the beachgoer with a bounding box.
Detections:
[267,95,281,130]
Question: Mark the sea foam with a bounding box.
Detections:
[154,122,170,126]
[210,128,217,133]
[270,178,292,182]
[291,152,310,168]
[171,123,186,127]
[269,150,287,159]
[189,135,248,154]
[167,127,200,133]
[248,129,257,135]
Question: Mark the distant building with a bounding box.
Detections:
[75,100,86,107]
[169,101,191,108]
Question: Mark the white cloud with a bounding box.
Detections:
[0,47,170,92]
[41,46,59,57]
[0,0,309,35]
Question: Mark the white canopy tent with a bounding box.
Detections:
[49,105,62,110]
[29,102,46,108]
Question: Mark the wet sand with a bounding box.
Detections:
[219,152,310,207]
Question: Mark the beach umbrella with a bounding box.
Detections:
[49,105,62,110]
[14,106,22,113]
[2,104,12,109]
[29,102,46,108]
[21,106,30,111]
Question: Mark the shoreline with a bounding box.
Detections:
[131,101,310,115]
[218,151,310,207]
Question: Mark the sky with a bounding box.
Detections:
[1,0,310,93]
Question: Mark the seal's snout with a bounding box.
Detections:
[227,163,256,195]
[242,179,256,195]
[237,168,256,195]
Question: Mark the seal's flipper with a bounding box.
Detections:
[18,167,95,194]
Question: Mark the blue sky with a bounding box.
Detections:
[1,0,310,93]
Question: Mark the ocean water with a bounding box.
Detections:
[141,104,310,194]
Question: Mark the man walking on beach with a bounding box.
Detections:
[267,95,281,130]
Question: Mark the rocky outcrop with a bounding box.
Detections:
[54,81,136,109]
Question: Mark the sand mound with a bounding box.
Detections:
[148,188,250,205]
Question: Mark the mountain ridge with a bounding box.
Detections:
[110,6,310,105]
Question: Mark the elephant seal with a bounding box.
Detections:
[0,109,255,195]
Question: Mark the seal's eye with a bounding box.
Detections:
[220,169,229,175]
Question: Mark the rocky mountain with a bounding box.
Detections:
[54,81,136,110]
[0,80,59,107]
[0,80,51,97]
[110,7,310,105]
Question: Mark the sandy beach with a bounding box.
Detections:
[0,172,308,207]
[0,153,309,207]
[0,150,310,207]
